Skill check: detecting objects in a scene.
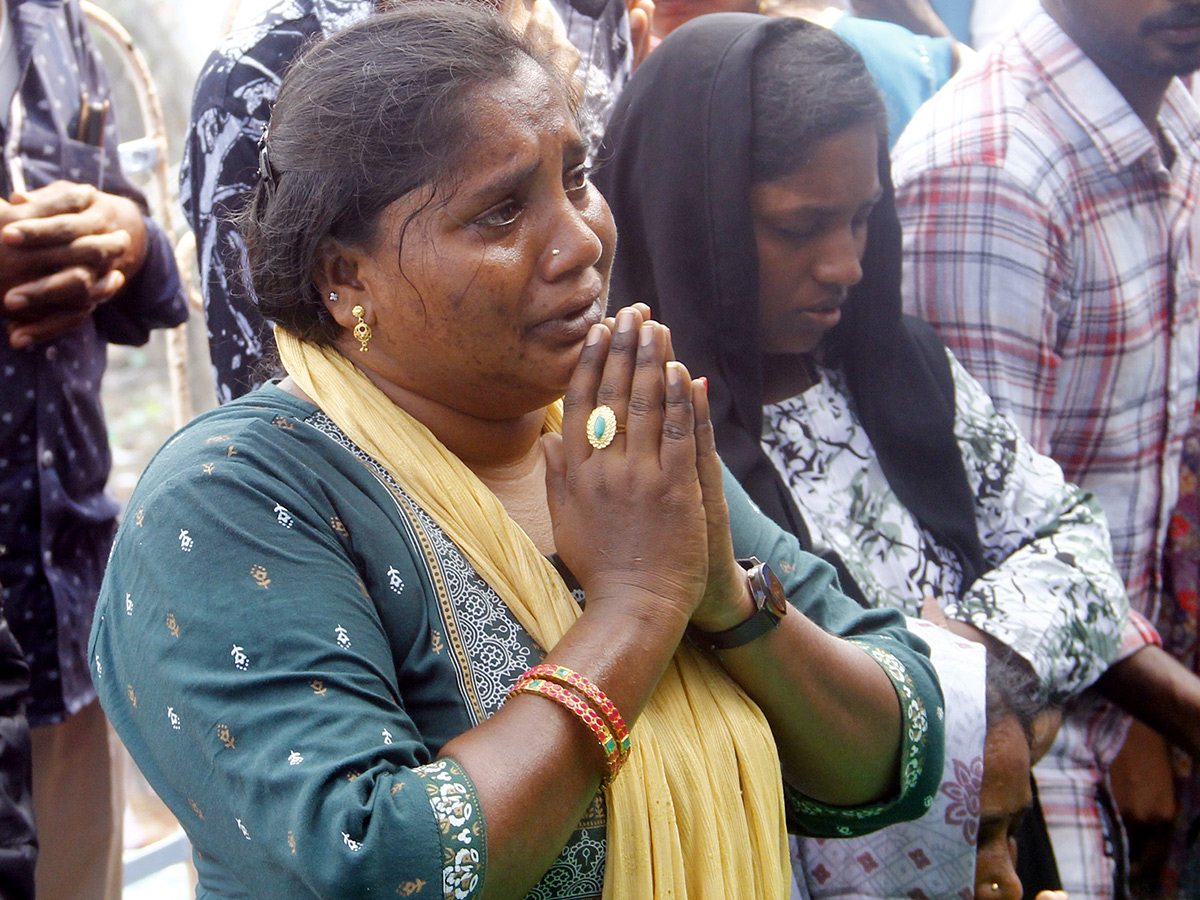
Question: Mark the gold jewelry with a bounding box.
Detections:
[991,885,1000,895]
[351,305,371,353]
[586,405,624,449]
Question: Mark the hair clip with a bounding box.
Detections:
[257,125,277,191]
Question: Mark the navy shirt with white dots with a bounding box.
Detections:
[0,0,186,726]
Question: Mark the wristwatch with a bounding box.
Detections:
[689,557,789,652]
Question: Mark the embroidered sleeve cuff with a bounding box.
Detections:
[414,757,487,900]
[785,637,942,838]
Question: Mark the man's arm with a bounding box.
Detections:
[1096,642,1200,757]
[181,100,273,400]
[180,14,326,401]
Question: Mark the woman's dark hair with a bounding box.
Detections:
[750,22,888,182]
[239,1,576,344]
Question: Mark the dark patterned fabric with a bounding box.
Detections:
[181,0,633,403]
[1160,410,1200,898]
[0,615,33,900]
[0,0,187,726]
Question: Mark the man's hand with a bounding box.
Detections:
[0,180,148,348]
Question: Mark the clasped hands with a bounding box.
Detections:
[0,180,148,348]
[542,304,755,637]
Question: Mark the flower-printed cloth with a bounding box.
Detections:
[761,351,1127,703]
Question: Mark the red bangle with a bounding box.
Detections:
[509,678,622,785]
[518,664,632,763]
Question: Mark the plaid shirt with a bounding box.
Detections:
[893,12,1200,900]
[893,10,1200,626]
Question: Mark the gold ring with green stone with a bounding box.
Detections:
[586,405,623,449]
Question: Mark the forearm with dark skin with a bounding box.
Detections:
[448,565,904,900]
[1096,644,1200,758]
[716,611,903,803]
[443,598,691,900]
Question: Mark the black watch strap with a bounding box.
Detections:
[689,558,789,652]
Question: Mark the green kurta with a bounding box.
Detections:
[90,385,943,900]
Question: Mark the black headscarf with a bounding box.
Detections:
[595,13,986,596]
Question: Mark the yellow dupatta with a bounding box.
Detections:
[277,328,790,899]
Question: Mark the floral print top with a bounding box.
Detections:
[761,351,1129,702]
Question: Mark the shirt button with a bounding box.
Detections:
[45,346,57,362]
[0,544,6,557]
[40,449,54,469]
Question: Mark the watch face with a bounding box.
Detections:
[761,563,789,618]
[688,559,788,652]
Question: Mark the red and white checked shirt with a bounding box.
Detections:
[893,10,1200,627]
[893,13,1200,899]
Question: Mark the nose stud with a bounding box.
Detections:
[551,248,561,257]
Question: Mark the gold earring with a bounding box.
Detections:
[351,305,371,353]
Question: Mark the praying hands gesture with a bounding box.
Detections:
[543,303,725,630]
[545,305,906,802]
[544,303,753,633]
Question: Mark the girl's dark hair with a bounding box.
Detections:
[239,1,575,344]
[750,21,888,182]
